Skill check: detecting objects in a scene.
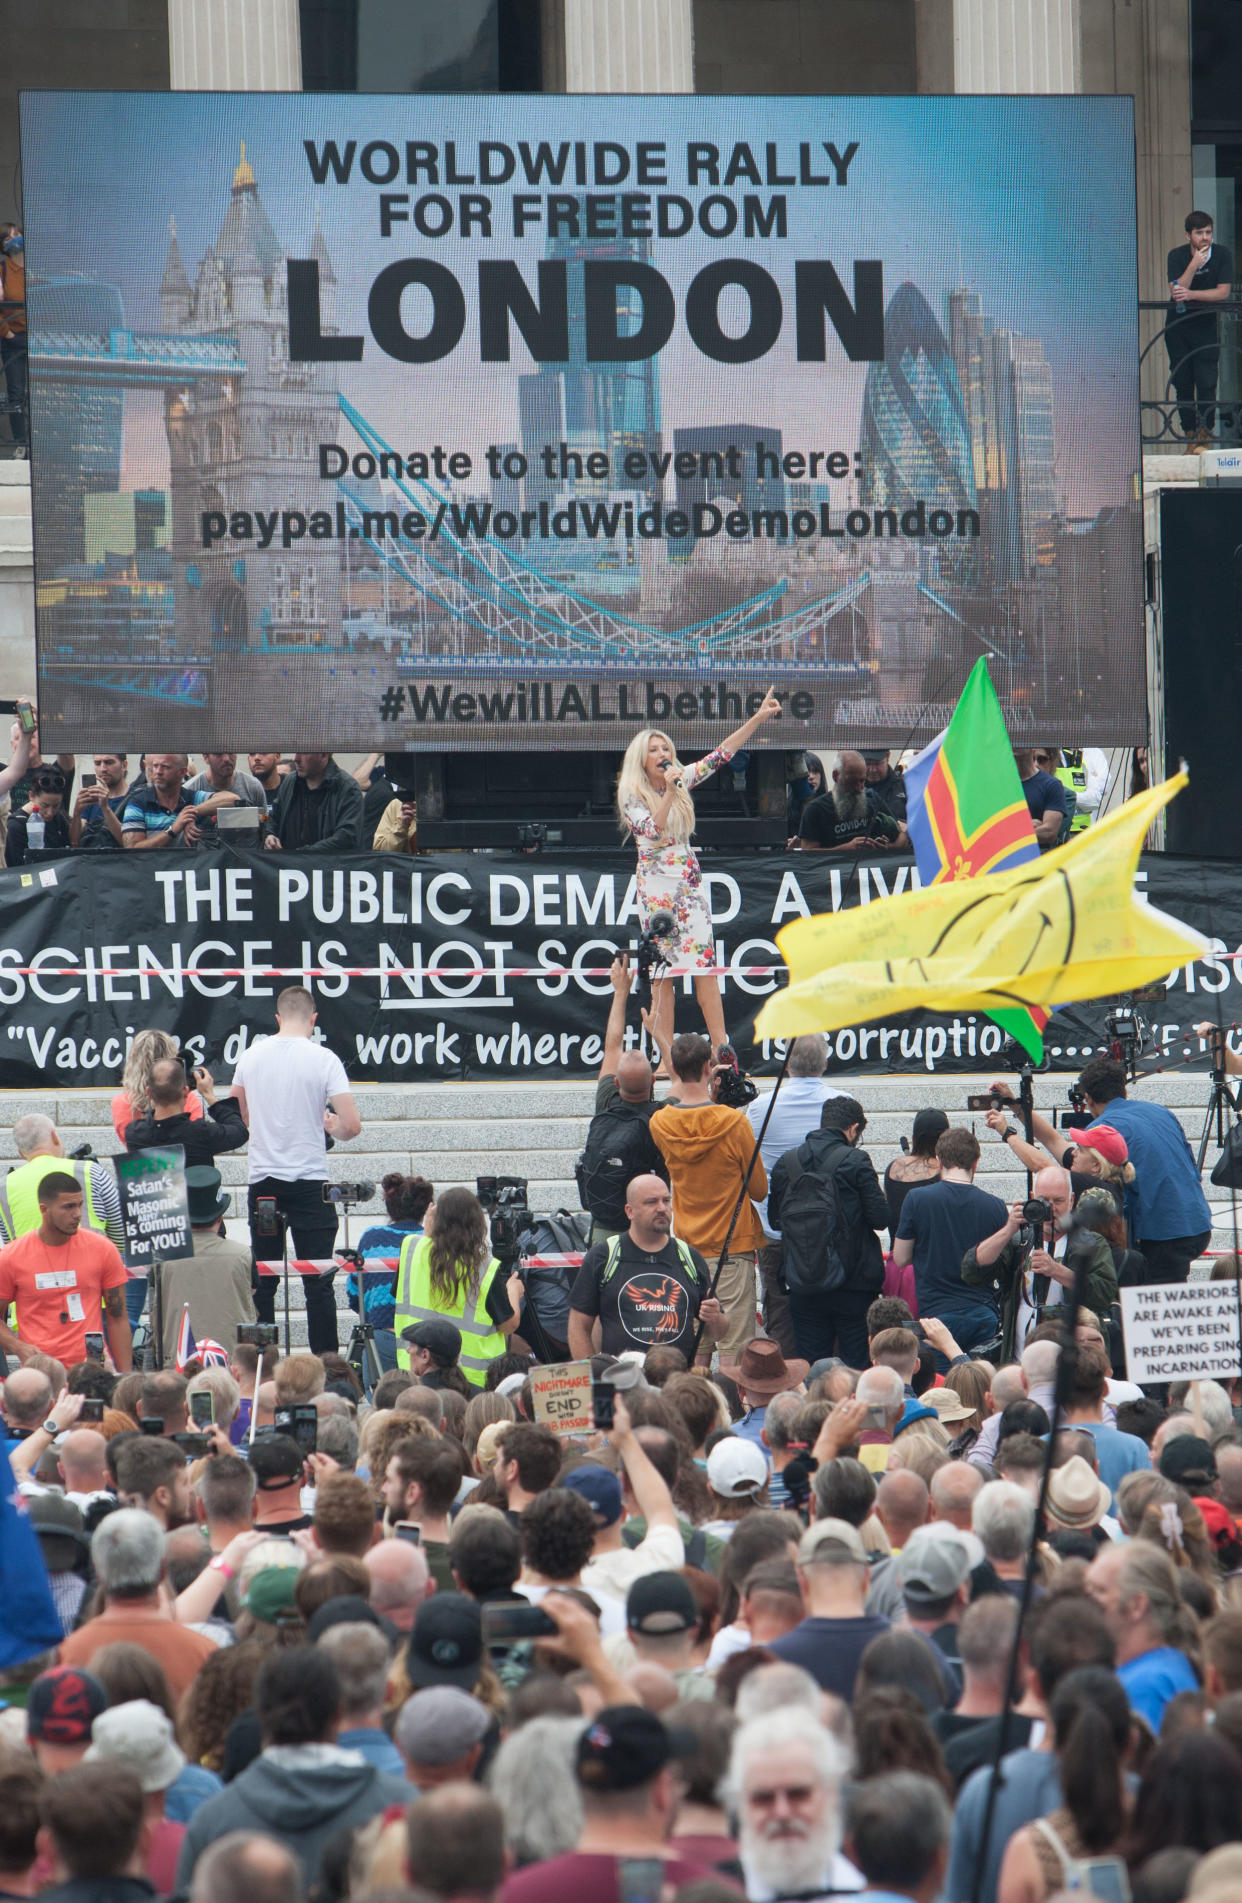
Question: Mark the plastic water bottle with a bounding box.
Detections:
[27,815,45,852]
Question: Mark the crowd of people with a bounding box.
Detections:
[1,700,1234,1902]
[0,969,1238,1903]
[6,1265,1242,1903]
[0,706,1121,875]
[0,720,418,865]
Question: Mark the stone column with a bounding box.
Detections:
[541,0,693,92]
[167,0,302,89]
[953,0,1079,91]
[1080,0,1192,429]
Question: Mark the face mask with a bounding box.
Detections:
[2,235,22,255]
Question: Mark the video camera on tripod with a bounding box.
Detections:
[634,910,675,1007]
[321,1181,376,1206]
[1103,984,1166,1080]
[477,1175,532,1264]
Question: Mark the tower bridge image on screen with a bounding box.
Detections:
[21,91,1145,747]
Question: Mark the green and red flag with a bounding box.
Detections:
[903,656,1048,1060]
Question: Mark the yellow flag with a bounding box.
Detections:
[756,775,1206,1039]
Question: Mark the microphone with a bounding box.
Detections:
[649,910,676,938]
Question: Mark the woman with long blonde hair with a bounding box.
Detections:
[616,689,782,1049]
[112,1027,203,1141]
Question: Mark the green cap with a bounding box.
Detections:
[241,1564,302,1624]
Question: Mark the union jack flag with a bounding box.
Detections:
[174,1304,230,1371]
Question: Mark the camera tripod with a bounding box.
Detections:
[344,1314,385,1395]
[1197,1047,1242,1174]
[329,1189,386,1395]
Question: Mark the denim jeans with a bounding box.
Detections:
[932,1302,1003,1369]
[125,1273,148,1330]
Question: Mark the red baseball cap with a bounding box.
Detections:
[1068,1124,1129,1168]
[1194,1497,1239,1554]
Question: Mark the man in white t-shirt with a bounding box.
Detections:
[230,984,362,1352]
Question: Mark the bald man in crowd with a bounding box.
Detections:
[364,1537,432,1633]
[1,1366,53,1438]
[799,751,901,852]
[57,1429,112,1510]
[930,1461,984,1531]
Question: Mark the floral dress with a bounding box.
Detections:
[623,747,731,971]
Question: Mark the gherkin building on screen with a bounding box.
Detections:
[858,280,979,582]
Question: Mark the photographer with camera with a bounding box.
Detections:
[123,1058,248,1168]
[962,1165,1118,1362]
[992,1058,1211,1283]
[230,984,362,1354]
[984,1085,1134,1216]
[392,1186,523,1387]
[371,780,417,853]
[983,1077,1105,1183]
[577,955,670,1248]
[645,1029,767,1362]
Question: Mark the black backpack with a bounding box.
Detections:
[777,1143,851,1295]
[575,1101,658,1228]
[517,1211,591,1361]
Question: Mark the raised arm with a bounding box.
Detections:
[639,1004,672,1083]
[8,1388,84,1479]
[1195,1022,1242,1077]
[973,1203,1024,1270]
[986,1083,1066,1165]
[612,1395,676,1533]
[718,685,783,757]
[0,716,31,798]
[1174,252,1231,303]
[600,954,633,1078]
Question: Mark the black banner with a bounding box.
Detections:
[1,847,1239,1088]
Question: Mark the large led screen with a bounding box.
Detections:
[20,92,1144,750]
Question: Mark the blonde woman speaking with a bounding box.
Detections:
[616,688,782,1051]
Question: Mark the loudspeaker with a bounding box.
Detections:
[1161,487,1242,858]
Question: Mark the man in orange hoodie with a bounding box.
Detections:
[648,1032,767,1362]
[0,224,25,457]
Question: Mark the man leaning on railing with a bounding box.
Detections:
[1166,209,1234,453]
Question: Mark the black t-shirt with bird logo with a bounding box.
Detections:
[570,1232,711,1364]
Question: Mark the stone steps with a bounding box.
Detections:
[3,1069,1237,1344]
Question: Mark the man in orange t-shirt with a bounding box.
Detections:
[0,1171,131,1369]
[648,1032,767,1365]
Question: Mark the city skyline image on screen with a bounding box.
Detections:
[19,92,1144,750]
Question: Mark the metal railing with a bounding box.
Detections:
[1139,299,1241,449]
